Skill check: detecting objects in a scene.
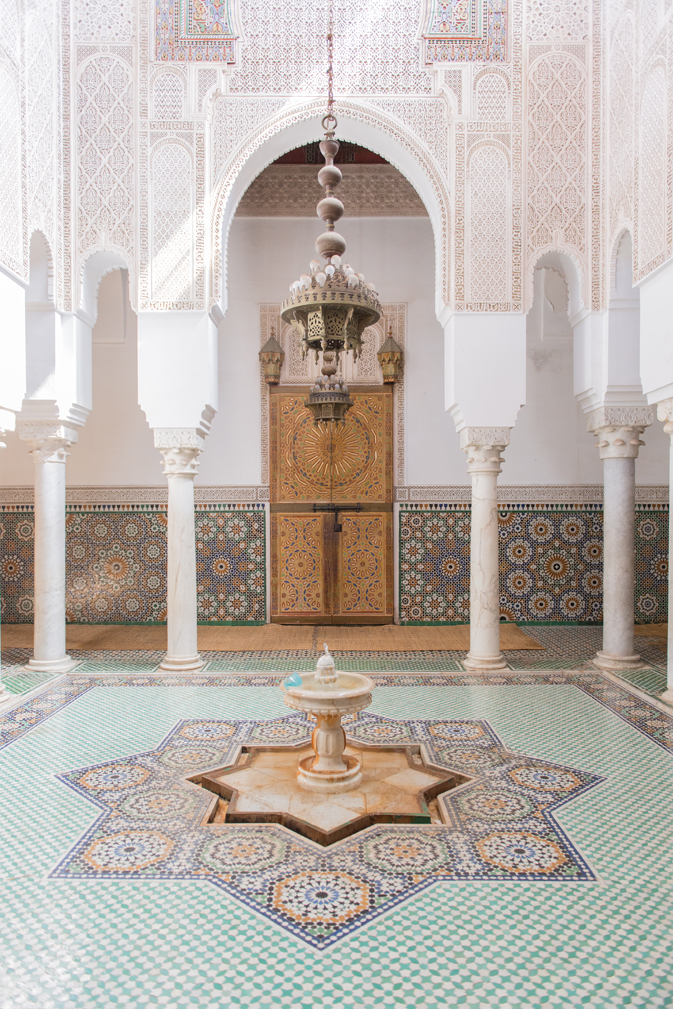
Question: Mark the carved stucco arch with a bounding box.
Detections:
[151,67,187,119]
[466,138,511,168]
[209,99,452,321]
[473,66,511,86]
[525,246,587,318]
[609,225,634,297]
[27,230,55,305]
[78,248,135,323]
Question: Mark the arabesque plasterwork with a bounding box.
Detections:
[1,0,672,321]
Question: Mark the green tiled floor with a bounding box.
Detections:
[0,674,672,1006]
[1,668,58,695]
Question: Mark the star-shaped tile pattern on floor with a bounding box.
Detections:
[51,713,602,948]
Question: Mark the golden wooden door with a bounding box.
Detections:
[270,387,393,624]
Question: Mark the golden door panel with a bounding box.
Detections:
[270,390,392,504]
[271,514,327,621]
[334,513,393,622]
[271,512,392,624]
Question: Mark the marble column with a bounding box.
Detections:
[155,429,205,672]
[587,406,653,672]
[18,422,79,672]
[460,427,510,671]
[657,400,673,703]
[0,426,8,703]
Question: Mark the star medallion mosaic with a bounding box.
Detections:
[195,507,266,623]
[51,712,602,949]
[398,503,669,625]
[0,505,266,626]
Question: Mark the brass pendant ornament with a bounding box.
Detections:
[280,5,381,424]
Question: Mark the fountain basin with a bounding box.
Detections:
[282,661,374,792]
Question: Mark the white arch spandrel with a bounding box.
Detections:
[208,99,452,323]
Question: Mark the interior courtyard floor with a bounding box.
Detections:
[0,625,671,1008]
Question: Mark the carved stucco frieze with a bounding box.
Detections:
[17,421,79,464]
[459,427,511,476]
[587,406,654,460]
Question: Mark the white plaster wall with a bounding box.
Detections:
[69,272,161,485]
[0,222,669,489]
[199,215,464,486]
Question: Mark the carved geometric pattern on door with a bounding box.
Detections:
[271,514,324,619]
[338,513,393,618]
[270,391,392,504]
[271,512,392,623]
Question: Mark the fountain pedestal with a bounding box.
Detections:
[283,645,374,793]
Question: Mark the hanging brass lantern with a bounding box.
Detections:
[259,328,285,384]
[304,351,352,424]
[281,117,381,424]
[377,327,403,383]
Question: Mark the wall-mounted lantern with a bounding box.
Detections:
[377,327,403,384]
[259,329,285,384]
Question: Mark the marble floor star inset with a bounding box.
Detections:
[49,712,602,948]
[1,664,673,1006]
[199,744,451,837]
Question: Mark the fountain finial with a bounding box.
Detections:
[315,643,337,686]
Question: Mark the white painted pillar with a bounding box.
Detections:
[155,429,204,672]
[460,427,509,671]
[657,400,673,703]
[587,407,653,672]
[0,425,9,703]
[18,422,79,672]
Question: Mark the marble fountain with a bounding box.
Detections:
[191,645,466,845]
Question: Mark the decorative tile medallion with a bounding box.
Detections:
[0,504,266,626]
[66,511,168,623]
[423,0,507,63]
[399,504,669,625]
[0,509,36,623]
[155,0,239,63]
[399,505,471,622]
[51,712,602,949]
[634,505,669,623]
[497,508,604,623]
[195,508,266,623]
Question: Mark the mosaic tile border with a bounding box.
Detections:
[50,712,602,949]
[0,505,267,625]
[1,668,672,758]
[398,503,669,625]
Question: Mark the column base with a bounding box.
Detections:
[462,652,508,672]
[26,655,80,673]
[592,651,642,673]
[659,687,673,706]
[159,654,205,672]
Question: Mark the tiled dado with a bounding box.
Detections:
[399,502,669,624]
[0,503,266,625]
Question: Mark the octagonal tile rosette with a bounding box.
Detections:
[51,713,603,948]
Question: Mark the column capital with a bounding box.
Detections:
[586,406,653,459]
[154,427,205,477]
[17,421,78,463]
[459,427,510,475]
[656,398,673,437]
